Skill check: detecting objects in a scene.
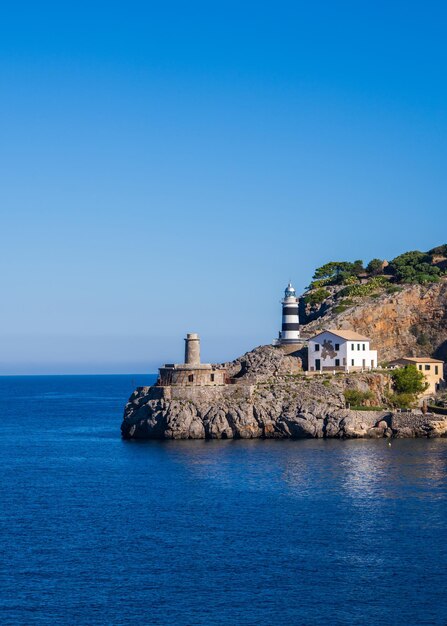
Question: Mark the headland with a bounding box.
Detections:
[122,245,447,440]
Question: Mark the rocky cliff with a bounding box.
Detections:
[301,280,447,362]
[122,346,447,440]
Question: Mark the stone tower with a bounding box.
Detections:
[184,333,200,365]
[158,333,227,386]
[279,282,300,344]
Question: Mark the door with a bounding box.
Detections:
[315,359,321,370]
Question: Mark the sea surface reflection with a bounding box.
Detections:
[0,376,446,625]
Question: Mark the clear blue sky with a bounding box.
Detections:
[1,1,446,374]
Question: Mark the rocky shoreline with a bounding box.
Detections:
[121,347,447,440]
[121,384,447,440]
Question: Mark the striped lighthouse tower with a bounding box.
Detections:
[279,282,300,344]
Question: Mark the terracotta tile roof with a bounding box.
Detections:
[390,357,444,364]
[311,329,371,342]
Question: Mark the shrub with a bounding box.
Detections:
[305,288,331,306]
[416,333,430,347]
[352,406,385,411]
[428,244,447,257]
[386,393,417,409]
[391,365,428,395]
[366,258,384,275]
[334,304,349,314]
[342,275,359,286]
[338,276,389,298]
[344,389,375,406]
[386,285,402,294]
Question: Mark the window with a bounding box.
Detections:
[357,344,361,351]
[351,344,355,350]
[335,359,340,366]
[419,365,423,371]
[425,365,430,371]
[315,344,320,351]
[351,359,355,366]
[335,343,340,350]
[362,344,366,351]
[188,374,194,382]
[210,374,215,382]
[435,366,439,375]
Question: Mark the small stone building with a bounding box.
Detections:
[158,333,227,387]
[388,357,445,395]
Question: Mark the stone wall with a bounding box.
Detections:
[158,366,227,387]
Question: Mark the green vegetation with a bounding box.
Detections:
[304,244,447,314]
[388,250,442,284]
[386,393,417,410]
[350,406,386,411]
[410,325,430,347]
[338,276,389,298]
[305,288,330,306]
[366,258,384,275]
[391,365,428,395]
[312,260,364,285]
[385,285,402,294]
[428,244,447,256]
[334,305,349,314]
[344,389,375,407]
[383,365,429,409]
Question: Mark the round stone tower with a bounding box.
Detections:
[184,332,201,365]
[279,282,300,344]
[158,333,227,387]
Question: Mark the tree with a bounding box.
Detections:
[391,365,428,395]
[366,258,384,275]
[313,260,364,285]
[388,250,441,284]
[428,244,447,257]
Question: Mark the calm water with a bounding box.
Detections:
[0,375,446,625]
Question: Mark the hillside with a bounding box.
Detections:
[299,245,447,362]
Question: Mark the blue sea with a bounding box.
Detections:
[0,375,446,625]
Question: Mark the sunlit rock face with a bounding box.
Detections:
[301,281,447,362]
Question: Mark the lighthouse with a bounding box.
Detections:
[278,282,300,344]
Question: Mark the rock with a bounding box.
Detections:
[301,280,447,363]
[121,345,447,441]
[367,427,386,438]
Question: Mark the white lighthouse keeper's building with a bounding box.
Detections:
[278,282,301,345]
[308,330,378,372]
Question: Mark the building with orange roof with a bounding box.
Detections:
[388,357,445,395]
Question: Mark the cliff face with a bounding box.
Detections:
[301,280,447,362]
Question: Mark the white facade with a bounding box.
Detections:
[308,330,378,372]
[279,282,300,344]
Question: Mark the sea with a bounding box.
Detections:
[0,374,446,626]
